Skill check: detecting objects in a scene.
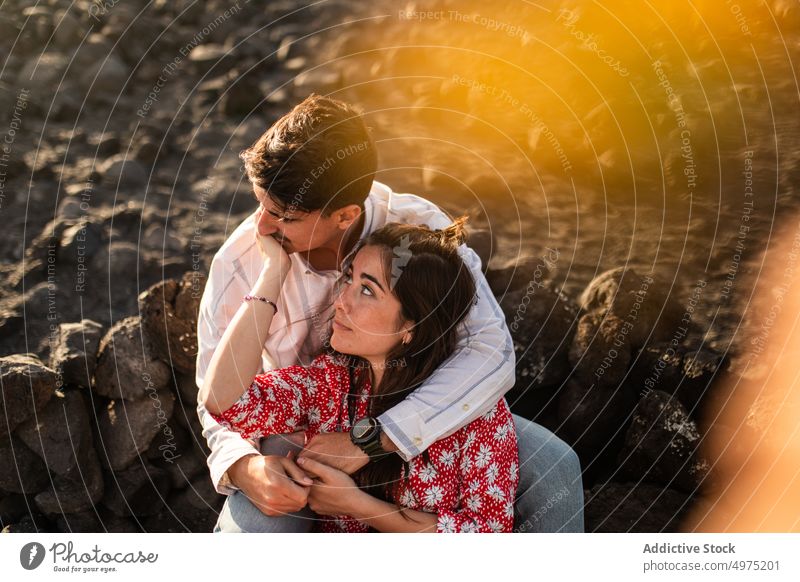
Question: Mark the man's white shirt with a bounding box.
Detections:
[196,181,515,494]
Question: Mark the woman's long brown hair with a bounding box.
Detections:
[326,217,478,504]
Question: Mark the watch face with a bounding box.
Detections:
[352,417,376,441]
[353,420,370,439]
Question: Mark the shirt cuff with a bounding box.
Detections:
[378,410,420,462]
[210,446,260,495]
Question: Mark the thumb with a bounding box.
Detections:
[280,456,313,486]
[296,456,332,480]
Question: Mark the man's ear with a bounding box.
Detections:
[333,204,362,230]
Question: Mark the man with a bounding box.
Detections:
[196,94,584,532]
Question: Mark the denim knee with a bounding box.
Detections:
[512,415,584,532]
[214,491,315,533]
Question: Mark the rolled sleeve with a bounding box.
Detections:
[198,400,260,495]
[196,241,263,495]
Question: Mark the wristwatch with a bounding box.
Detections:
[350,417,388,461]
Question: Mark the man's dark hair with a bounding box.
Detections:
[240,94,377,216]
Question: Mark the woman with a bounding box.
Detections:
[201,218,518,532]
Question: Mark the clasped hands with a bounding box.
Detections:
[229,432,371,517]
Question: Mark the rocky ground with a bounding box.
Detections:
[1,0,798,532]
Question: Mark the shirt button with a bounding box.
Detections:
[462,404,470,411]
[413,436,422,445]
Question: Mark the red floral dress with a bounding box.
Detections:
[210,353,519,533]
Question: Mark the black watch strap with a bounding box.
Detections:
[360,436,387,460]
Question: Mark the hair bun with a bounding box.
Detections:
[434,216,469,248]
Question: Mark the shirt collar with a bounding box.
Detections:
[340,183,383,268]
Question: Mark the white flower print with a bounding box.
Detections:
[460,454,473,474]
[231,409,249,424]
[504,501,515,519]
[464,430,477,449]
[438,449,456,469]
[289,370,315,392]
[399,487,418,508]
[308,406,321,424]
[304,375,318,395]
[319,417,336,433]
[273,375,294,393]
[494,423,510,442]
[291,396,302,417]
[407,458,420,477]
[482,406,497,422]
[467,479,481,494]
[487,484,506,502]
[509,461,519,482]
[475,444,493,468]
[241,416,260,434]
[438,514,456,533]
[418,463,438,483]
[487,519,504,533]
[423,485,444,508]
[466,495,482,512]
[460,521,477,533]
[245,385,259,403]
[485,462,499,484]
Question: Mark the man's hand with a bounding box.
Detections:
[298,432,369,475]
[297,457,365,517]
[227,453,313,516]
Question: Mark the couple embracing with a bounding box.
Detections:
[196,95,584,533]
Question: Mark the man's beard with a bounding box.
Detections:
[271,233,292,250]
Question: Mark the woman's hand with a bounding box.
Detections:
[296,456,364,516]
[297,456,438,531]
[299,432,370,475]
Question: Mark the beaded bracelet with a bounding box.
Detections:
[243,295,277,314]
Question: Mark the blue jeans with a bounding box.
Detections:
[214,414,584,532]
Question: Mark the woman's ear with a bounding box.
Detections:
[401,322,414,345]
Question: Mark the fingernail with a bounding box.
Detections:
[297,458,305,465]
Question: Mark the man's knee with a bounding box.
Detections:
[215,491,315,533]
[260,433,305,456]
[511,415,585,532]
[513,414,581,486]
[539,435,581,487]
